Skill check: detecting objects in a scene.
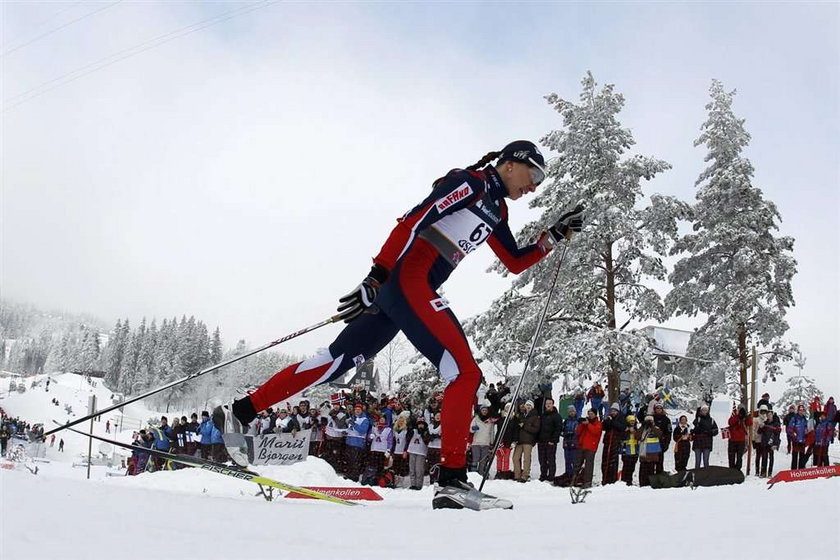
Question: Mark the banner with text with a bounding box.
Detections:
[248,432,311,466]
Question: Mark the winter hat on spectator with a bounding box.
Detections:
[567,405,576,413]
[610,403,620,411]
[644,415,654,422]
[626,415,636,424]
[525,400,534,409]
[759,404,769,412]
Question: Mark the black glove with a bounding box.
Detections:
[336,264,389,323]
[548,204,585,242]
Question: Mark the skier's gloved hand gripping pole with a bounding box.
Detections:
[43,313,345,438]
[479,203,585,493]
[336,263,389,322]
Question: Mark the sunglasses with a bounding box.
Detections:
[527,157,546,186]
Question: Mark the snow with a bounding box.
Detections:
[2,374,839,559]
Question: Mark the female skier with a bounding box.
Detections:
[229,140,583,509]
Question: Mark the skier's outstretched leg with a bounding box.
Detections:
[375,246,511,510]
[230,311,398,429]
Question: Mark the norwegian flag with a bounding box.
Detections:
[330,392,347,406]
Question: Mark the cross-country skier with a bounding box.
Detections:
[228,140,584,510]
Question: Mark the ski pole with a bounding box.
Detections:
[479,237,573,492]
[43,313,344,437]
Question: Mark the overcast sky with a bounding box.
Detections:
[2,2,838,397]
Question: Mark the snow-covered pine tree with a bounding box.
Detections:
[210,327,223,364]
[395,357,446,413]
[778,373,823,412]
[468,72,686,403]
[666,80,798,407]
[104,319,126,389]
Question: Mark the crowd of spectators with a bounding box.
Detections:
[118,385,839,489]
[0,406,47,458]
[126,410,226,474]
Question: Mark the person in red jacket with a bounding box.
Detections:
[727,404,752,472]
[575,409,602,488]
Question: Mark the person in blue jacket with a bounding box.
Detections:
[198,410,225,461]
[561,406,581,477]
[787,404,809,469]
[344,403,371,483]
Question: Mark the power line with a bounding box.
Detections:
[1,1,84,47]
[2,1,124,58]
[3,1,275,112]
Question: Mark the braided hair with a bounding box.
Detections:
[466,150,502,171]
[432,150,502,188]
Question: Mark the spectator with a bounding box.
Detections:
[691,405,719,469]
[185,413,200,456]
[173,416,188,454]
[406,417,430,490]
[600,403,625,484]
[812,410,831,467]
[537,398,563,482]
[752,404,766,474]
[106,420,111,433]
[324,402,348,473]
[366,417,394,484]
[392,414,410,486]
[345,403,370,483]
[561,405,580,478]
[423,399,441,426]
[757,405,781,476]
[620,415,640,485]
[787,404,808,469]
[672,415,691,472]
[638,415,663,487]
[587,382,606,419]
[309,408,324,457]
[809,395,822,415]
[427,411,442,483]
[49,433,55,448]
[198,410,225,461]
[782,404,796,454]
[469,405,495,473]
[275,408,300,434]
[574,409,601,488]
[652,403,672,474]
[823,397,837,429]
[512,400,539,482]
[0,423,9,456]
[58,438,65,452]
[757,393,771,410]
[618,388,632,416]
[727,405,752,472]
[573,391,585,418]
[495,403,517,480]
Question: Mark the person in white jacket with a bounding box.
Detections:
[469,405,495,472]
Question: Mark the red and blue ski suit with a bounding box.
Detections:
[248,166,552,469]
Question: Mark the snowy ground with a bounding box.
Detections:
[2,374,839,560]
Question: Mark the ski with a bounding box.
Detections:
[54,423,360,506]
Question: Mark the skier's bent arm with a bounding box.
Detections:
[486,220,550,275]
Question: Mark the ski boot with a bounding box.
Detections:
[432,465,513,511]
